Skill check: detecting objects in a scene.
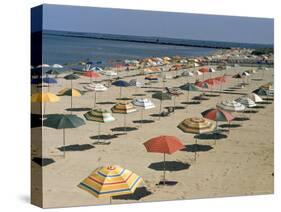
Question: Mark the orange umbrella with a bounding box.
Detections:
[143,135,184,184]
[83,71,100,83]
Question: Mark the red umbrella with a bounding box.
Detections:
[203,78,219,86]
[83,71,100,78]
[198,67,209,73]
[143,135,184,184]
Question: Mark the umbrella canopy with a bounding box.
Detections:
[181,70,194,77]
[208,68,216,73]
[90,66,103,72]
[193,70,203,76]
[46,69,60,75]
[195,81,209,89]
[203,78,219,86]
[232,73,243,79]
[84,83,108,92]
[178,117,215,134]
[216,100,245,112]
[235,96,257,108]
[152,92,172,101]
[198,67,209,73]
[43,114,85,129]
[58,88,82,97]
[145,75,159,81]
[261,82,274,91]
[78,165,143,198]
[132,98,155,109]
[84,108,115,123]
[37,64,50,68]
[64,74,80,80]
[143,135,184,154]
[111,101,137,114]
[253,87,270,96]
[112,80,130,87]
[201,108,234,122]
[246,93,263,103]
[52,64,64,68]
[242,71,250,77]
[31,92,60,102]
[179,83,200,91]
[43,77,58,84]
[83,71,101,78]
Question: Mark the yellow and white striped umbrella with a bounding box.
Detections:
[78,165,143,198]
[31,92,60,102]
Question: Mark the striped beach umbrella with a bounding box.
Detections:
[43,114,85,157]
[216,100,245,112]
[58,88,82,113]
[111,101,137,131]
[84,83,108,107]
[78,165,143,203]
[235,96,257,108]
[84,109,115,143]
[31,92,60,115]
[178,117,215,160]
[143,135,184,184]
[132,98,155,124]
[246,93,263,103]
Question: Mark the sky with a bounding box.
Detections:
[35,4,273,44]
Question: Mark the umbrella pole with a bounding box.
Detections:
[43,102,46,115]
[63,128,66,158]
[120,87,122,99]
[124,113,127,133]
[163,153,166,185]
[194,138,198,161]
[70,96,73,114]
[159,100,162,119]
[110,196,112,204]
[94,90,97,108]
[98,122,101,143]
[173,96,176,112]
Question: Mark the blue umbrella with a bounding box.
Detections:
[43,77,58,91]
[112,80,130,98]
[31,78,42,85]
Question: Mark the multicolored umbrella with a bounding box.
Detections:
[235,96,257,108]
[178,117,215,159]
[253,87,271,96]
[78,165,143,203]
[43,114,86,157]
[143,135,184,184]
[31,92,60,115]
[84,109,115,143]
[84,83,108,107]
[112,80,130,98]
[216,100,245,112]
[58,88,82,113]
[111,101,137,131]
[132,98,155,124]
[246,93,263,103]
[152,92,172,116]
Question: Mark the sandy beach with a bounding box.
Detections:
[31,61,274,208]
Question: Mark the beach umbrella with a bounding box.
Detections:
[111,101,137,131]
[45,69,60,76]
[83,71,100,83]
[43,114,85,157]
[58,88,82,113]
[235,96,257,108]
[242,71,250,84]
[129,79,142,87]
[90,66,103,72]
[143,135,184,184]
[165,87,184,110]
[84,109,115,143]
[216,100,245,112]
[198,67,209,80]
[181,71,194,83]
[152,92,172,116]
[201,108,234,138]
[261,82,274,91]
[208,67,216,78]
[84,83,108,107]
[178,117,215,160]
[179,83,200,105]
[64,74,80,89]
[37,64,50,68]
[112,80,130,99]
[246,93,263,103]
[253,87,270,96]
[132,98,155,124]
[52,64,63,68]
[43,77,58,91]
[31,92,60,115]
[78,165,143,203]
[145,75,159,81]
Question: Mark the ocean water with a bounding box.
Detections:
[42,33,216,66]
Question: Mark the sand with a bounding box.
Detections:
[31,65,274,208]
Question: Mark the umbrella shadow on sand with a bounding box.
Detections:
[219,123,242,128]
[244,110,258,114]
[111,127,138,132]
[233,117,250,121]
[256,102,272,105]
[148,161,190,172]
[252,105,265,109]
[194,133,228,140]
[132,93,146,97]
[90,133,126,140]
[96,101,116,105]
[145,90,161,93]
[65,107,91,112]
[181,144,213,153]
[181,101,201,105]
[58,144,95,152]
[133,120,155,124]
[32,157,55,167]
[112,187,152,200]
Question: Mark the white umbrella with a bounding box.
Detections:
[84,83,108,107]
[236,96,257,108]
[246,93,263,103]
[132,98,155,124]
[37,64,50,68]
[216,100,245,112]
[91,66,103,72]
[53,64,64,68]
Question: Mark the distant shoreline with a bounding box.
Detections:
[42,30,273,50]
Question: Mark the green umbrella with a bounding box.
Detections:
[43,114,86,157]
[152,92,172,116]
[64,74,80,88]
[179,83,200,105]
[253,87,269,96]
[46,69,60,76]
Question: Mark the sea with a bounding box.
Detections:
[42,30,272,68]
